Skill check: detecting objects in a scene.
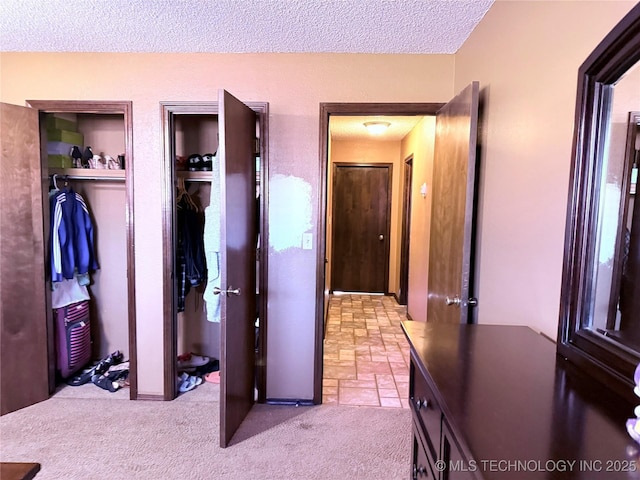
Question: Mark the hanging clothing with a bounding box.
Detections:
[51,277,90,309]
[176,184,207,312]
[203,154,221,323]
[49,187,99,283]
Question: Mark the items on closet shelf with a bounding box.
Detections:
[49,174,99,379]
[176,177,207,312]
[175,152,214,172]
[202,154,221,323]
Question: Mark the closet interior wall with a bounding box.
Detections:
[72,114,129,361]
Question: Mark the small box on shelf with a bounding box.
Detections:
[48,154,74,168]
[46,128,84,146]
[45,115,77,132]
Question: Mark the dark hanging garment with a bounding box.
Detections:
[176,195,207,312]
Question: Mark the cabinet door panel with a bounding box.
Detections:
[441,419,478,480]
[412,426,436,479]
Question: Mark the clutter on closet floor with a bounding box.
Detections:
[176,352,219,394]
[65,350,129,393]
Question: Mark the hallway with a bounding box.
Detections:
[322,293,410,408]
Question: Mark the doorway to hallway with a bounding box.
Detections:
[315,102,444,404]
[322,293,410,408]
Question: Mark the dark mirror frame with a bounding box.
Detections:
[558,2,640,403]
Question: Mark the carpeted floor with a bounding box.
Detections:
[0,393,411,480]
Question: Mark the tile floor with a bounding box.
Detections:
[322,293,411,409]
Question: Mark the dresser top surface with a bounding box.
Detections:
[402,321,638,479]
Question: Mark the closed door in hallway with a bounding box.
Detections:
[331,163,391,293]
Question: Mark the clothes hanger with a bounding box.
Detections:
[176,177,199,211]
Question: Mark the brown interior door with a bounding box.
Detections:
[427,82,480,324]
[331,163,391,293]
[218,90,257,448]
[0,102,50,415]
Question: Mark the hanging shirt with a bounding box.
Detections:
[203,155,221,323]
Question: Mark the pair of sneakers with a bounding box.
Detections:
[178,372,202,393]
[187,153,214,172]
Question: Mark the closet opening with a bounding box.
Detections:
[161,101,268,406]
[26,100,137,400]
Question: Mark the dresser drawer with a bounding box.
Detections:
[410,352,442,466]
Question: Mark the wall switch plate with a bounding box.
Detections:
[302,232,313,250]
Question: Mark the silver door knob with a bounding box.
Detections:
[379,234,384,241]
[446,296,461,306]
[213,286,241,296]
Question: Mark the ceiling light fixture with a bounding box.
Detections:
[363,121,391,135]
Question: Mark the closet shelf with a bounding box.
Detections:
[49,168,125,181]
[177,171,213,182]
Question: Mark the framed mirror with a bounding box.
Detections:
[558,3,640,402]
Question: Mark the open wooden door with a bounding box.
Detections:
[427,82,480,324]
[0,102,50,415]
[218,90,257,448]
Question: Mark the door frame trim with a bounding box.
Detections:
[315,102,445,403]
[160,101,269,401]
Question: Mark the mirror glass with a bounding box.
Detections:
[588,59,640,353]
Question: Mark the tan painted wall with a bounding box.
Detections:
[454,0,637,338]
[0,52,454,399]
[328,139,403,294]
[401,116,437,321]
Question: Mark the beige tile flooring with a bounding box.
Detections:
[322,293,411,409]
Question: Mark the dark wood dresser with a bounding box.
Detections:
[401,322,639,479]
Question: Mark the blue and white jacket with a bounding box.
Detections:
[50,188,99,282]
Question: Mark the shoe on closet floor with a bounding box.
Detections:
[178,372,202,393]
[66,365,95,386]
[177,352,209,371]
[94,350,124,375]
[91,373,120,392]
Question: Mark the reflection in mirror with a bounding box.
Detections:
[591,60,640,353]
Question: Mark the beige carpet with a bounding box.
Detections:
[0,386,411,480]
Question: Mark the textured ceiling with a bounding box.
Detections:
[0,0,493,54]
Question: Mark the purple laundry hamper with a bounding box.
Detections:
[53,300,92,379]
